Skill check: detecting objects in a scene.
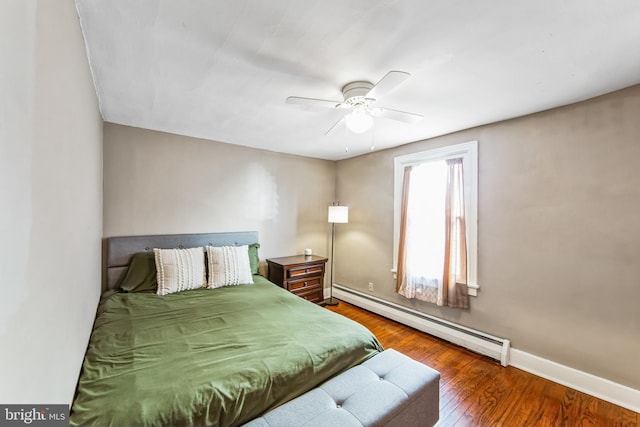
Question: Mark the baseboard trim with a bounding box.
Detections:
[510,349,640,413]
[329,285,640,413]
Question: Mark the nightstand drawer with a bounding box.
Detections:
[288,264,324,279]
[288,276,322,292]
[294,287,324,304]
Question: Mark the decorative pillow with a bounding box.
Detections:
[154,247,206,296]
[248,243,260,275]
[117,251,157,292]
[207,245,254,288]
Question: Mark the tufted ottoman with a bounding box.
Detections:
[243,349,440,427]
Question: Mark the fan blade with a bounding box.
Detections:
[286,96,342,110]
[365,71,411,99]
[324,115,346,136]
[372,107,423,124]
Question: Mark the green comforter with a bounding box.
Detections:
[70,276,382,427]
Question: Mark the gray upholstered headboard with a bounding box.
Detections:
[103,231,259,291]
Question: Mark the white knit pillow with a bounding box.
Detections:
[207,245,254,288]
[154,247,206,296]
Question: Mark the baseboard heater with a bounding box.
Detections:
[333,285,511,367]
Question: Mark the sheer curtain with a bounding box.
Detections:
[396,158,469,308]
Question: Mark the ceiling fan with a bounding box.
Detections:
[286,71,423,135]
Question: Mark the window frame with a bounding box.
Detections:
[393,140,479,296]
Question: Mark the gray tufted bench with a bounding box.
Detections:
[243,349,440,427]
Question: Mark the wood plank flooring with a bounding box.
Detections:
[326,301,638,427]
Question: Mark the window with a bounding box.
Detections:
[393,141,478,303]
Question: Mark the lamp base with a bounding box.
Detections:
[324,297,340,306]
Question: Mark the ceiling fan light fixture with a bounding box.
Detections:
[286,71,421,137]
[345,110,373,133]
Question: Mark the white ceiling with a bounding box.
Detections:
[75,0,640,160]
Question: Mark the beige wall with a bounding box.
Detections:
[0,0,103,404]
[335,85,640,390]
[103,124,335,276]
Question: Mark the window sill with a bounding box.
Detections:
[468,284,479,297]
[390,269,479,297]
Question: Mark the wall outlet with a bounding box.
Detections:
[368,282,374,292]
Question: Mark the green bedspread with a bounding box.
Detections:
[70,276,382,427]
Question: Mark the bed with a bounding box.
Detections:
[70,232,383,427]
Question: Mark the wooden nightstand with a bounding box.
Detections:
[266,255,328,305]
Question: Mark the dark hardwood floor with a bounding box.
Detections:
[326,301,638,427]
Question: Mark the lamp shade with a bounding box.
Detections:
[328,205,348,223]
[345,110,373,133]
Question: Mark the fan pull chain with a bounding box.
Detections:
[370,120,376,151]
[345,121,350,153]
